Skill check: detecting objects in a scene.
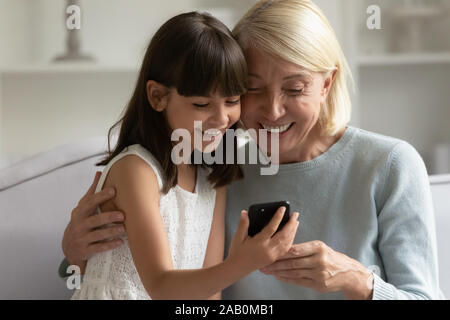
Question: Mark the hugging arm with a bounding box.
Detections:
[59,172,125,277]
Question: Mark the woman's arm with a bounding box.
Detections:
[107,155,299,300]
[370,141,442,299]
[202,186,227,300]
[61,172,125,275]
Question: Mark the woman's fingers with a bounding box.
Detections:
[258,206,287,239]
[85,238,124,259]
[289,240,326,258]
[78,187,116,218]
[83,171,102,197]
[84,224,126,244]
[84,211,125,230]
[271,268,318,279]
[261,255,316,273]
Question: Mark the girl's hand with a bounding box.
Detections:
[259,241,374,300]
[226,207,299,273]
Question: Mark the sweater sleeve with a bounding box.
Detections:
[373,141,443,300]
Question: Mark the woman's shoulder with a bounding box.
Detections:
[349,127,404,151]
[349,127,416,157]
[348,127,425,173]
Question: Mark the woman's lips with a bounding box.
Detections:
[259,122,295,139]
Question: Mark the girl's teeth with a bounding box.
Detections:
[262,123,292,133]
[204,129,221,137]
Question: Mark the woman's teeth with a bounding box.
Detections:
[261,123,293,133]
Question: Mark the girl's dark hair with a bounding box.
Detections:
[97,11,247,193]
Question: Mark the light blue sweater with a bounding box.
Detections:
[223,126,444,300]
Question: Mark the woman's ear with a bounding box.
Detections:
[320,68,337,103]
[146,80,170,112]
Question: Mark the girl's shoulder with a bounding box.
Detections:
[104,144,164,191]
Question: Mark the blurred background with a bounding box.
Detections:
[0,0,449,174]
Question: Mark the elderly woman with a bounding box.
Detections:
[60,0,443,299]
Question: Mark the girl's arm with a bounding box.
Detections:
[202,186,226,300]
[106,155,298,300]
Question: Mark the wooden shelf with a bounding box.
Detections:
[358,53,450,66]
[430,174,450,185]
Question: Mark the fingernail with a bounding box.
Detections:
[118,226,125,233]
[108,188,115,196]
[116,213,124,220]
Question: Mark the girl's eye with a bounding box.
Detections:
[226,99,241,105]
[193,103,210,108]
[247,88,259,92]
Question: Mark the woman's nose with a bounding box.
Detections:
[262,91,284,121]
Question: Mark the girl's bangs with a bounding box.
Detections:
[175,31,248,98]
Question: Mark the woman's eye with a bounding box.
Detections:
[247,88,259,92]
[286,88,304,95]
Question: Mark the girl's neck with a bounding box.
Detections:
[176,164,197,193]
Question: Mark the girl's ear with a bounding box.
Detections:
[146,80,170,112]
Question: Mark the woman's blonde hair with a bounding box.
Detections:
[233,0,353,136]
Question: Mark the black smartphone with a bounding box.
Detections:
[248,201,290,237]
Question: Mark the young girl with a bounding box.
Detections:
[71,11,299,300]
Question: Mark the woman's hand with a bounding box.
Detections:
[259,240,374,300]
[227,207,299,273]
[62,172,126,273]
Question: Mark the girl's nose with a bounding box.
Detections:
[210,104,230,129]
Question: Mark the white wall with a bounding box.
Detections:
[0,0,230,168]
[8,0,197,66]
[360,64,450,170]
[1,71,137,160]
[0,0,359,168]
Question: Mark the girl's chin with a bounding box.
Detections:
[192,138,223,154]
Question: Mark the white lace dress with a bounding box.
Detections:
[71,144,216,299]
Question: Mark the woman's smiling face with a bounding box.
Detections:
[240,46,335,164]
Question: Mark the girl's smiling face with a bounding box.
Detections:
[166,89,241,153]
[240,47,335,164]
[147,80,241,154]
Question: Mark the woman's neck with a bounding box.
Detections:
[278,124,346,165]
